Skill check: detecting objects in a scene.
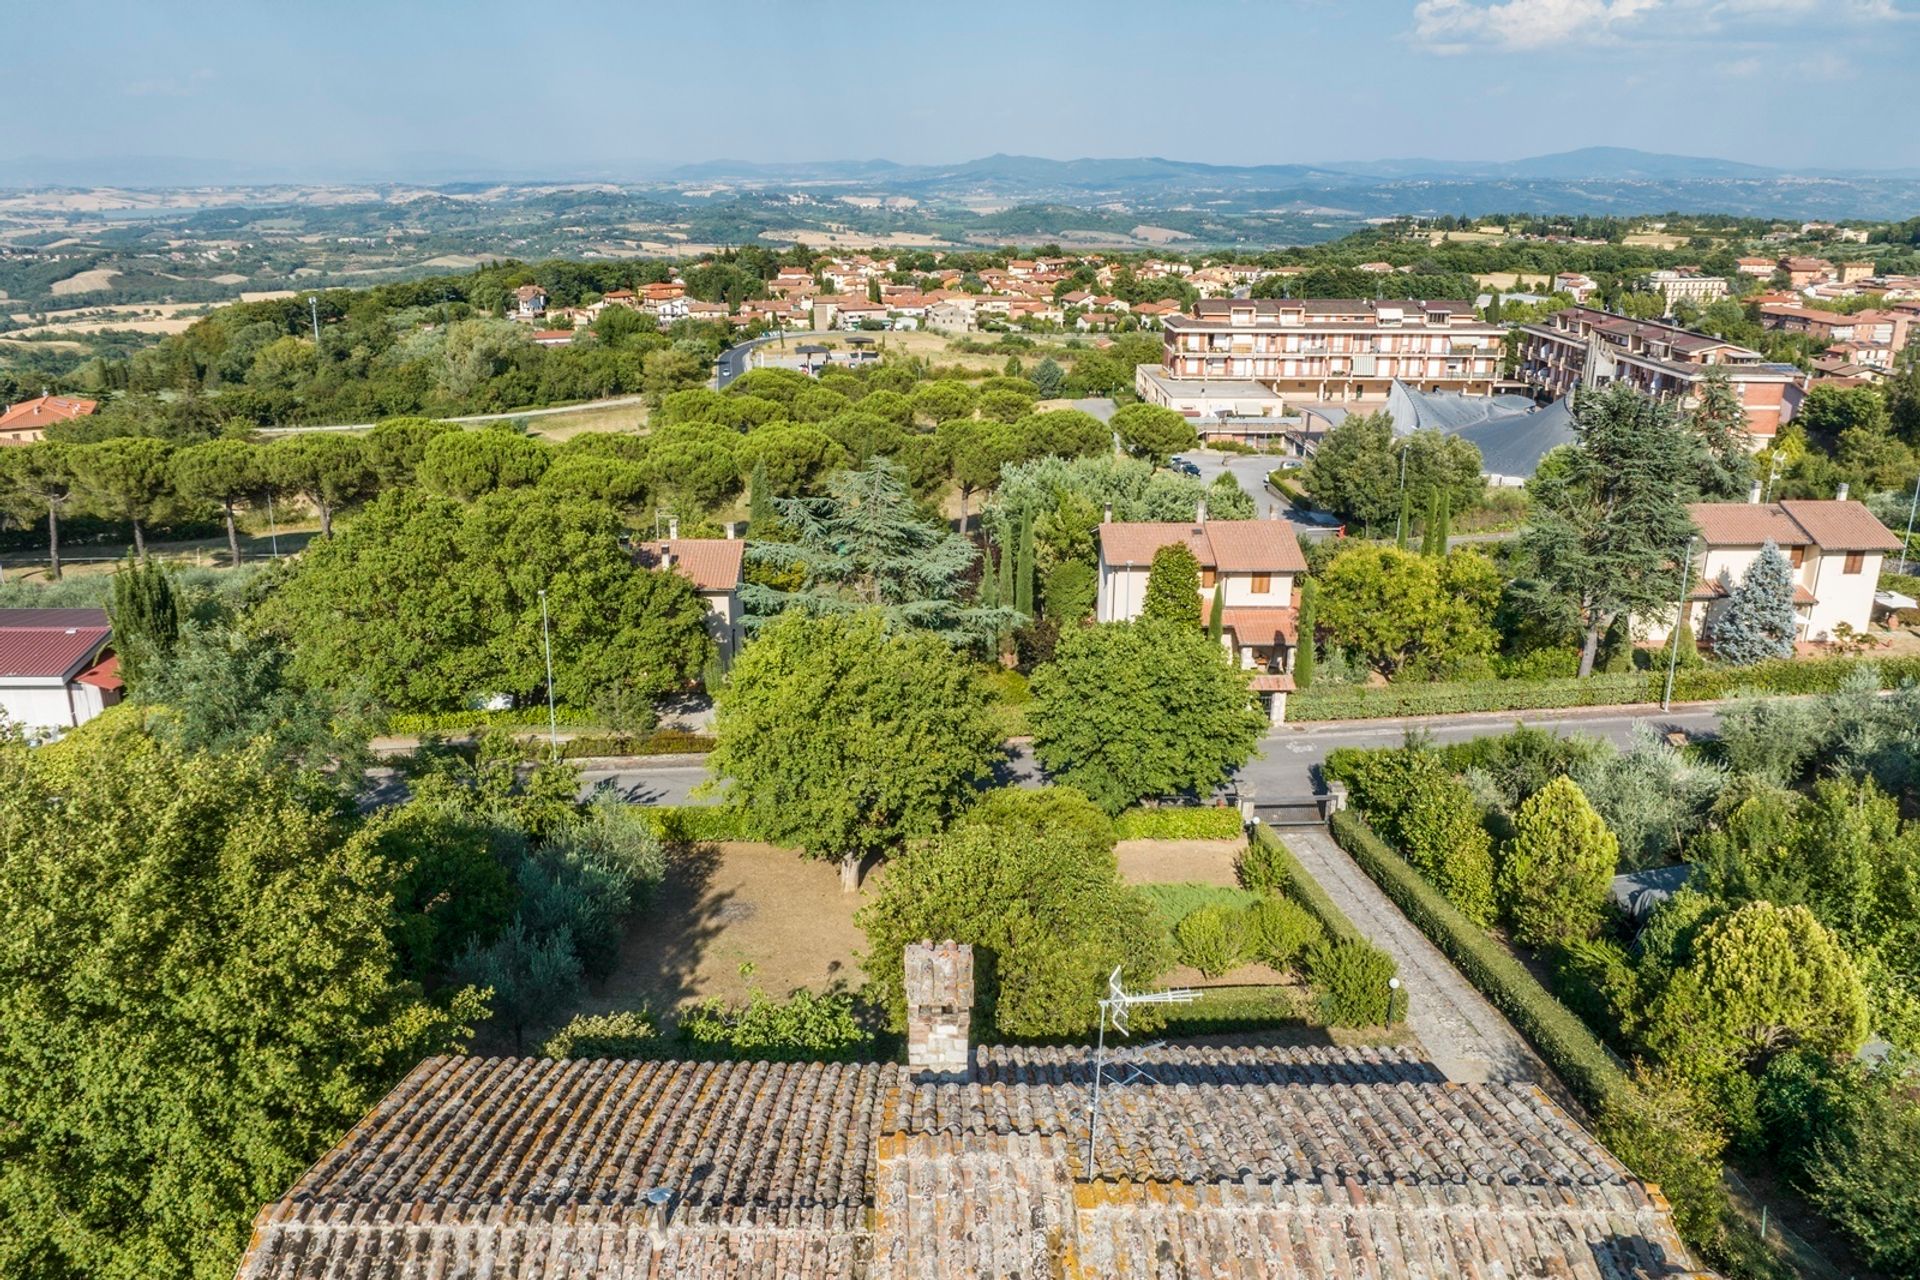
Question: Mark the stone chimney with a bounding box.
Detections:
[904,940,973,1082]
[1749,480,1763,505]
[725,521,736,540]
[1195,497,1207,528]
[1836,482,1850,501]
[668,516,680,540]
[1102,502,1113,524]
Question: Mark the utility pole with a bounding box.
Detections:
[538,588,559,755]
[1661,535,1698,712]
[307,294,321,346]
[265,490,280,559]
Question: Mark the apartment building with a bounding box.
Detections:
[1516,306,1805,440]
[1780,256,1835,288]
[1761,303,1912,367]
[1644,269,1727,309]
[1095,512,1307,722]
[1157,298,1503,406]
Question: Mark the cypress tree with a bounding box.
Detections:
[1395,486,1411,550]
[108,555,180,690]
[1293,579,1317,689]
[1208,582,1224,641]
[1435,491,1451,554]
[1013,517,1035,617]
[1420,492,1441,557]
[997,530,1014,610]
[748,458,774,535]
[981,545,1001,608]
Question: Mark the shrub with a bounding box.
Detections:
[1245,895,1324,971]
[1497,776,1618,947]
[1136,882,1260,933]
[1593,1064,1730,1248]
[1174,904,1248,977]
[678,989,876,1062]
[1238,826,1364,945]
[1112,806,1245,841]
[1327,745,1495,924]
[644,806,761,844]
[541,1009,659,1058]
[1307,939,1403,1027]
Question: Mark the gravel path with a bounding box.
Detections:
[1282,828,1549,1088]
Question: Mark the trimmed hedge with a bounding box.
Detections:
[1113,806,1246,841]
[1290,654,1920,722]
[558,730,715,759]
[643,806,763,844]
[385,706,604,734]
[1238,825,1363,946]
[1328,809,1626,1111]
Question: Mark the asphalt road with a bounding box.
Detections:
[579,702,1726,808]
[715,330,837,389]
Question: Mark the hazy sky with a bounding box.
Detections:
[10,0,1919,176]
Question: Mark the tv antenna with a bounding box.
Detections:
[1084,965,1198,1173]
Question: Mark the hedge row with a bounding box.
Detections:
[558,730,716,759]
[1113,806,1246,841]
[385,706,602,734]
[1328,809,1627,1112]
[1290,654,1920,722]
[642,806,762,844]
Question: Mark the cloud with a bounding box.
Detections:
[1410,0,1909,52]
[1411,0,1665,51]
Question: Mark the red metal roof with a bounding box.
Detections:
[74,652,122,691]
[0,612,112,679]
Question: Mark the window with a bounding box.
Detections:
[1200,569,1216,588]
[1845,551,1864,574]
[1250,573,1271,594]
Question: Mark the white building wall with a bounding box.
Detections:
[0,680,89,732]
[1213,570,1294,609]
[1642,546,1882,645]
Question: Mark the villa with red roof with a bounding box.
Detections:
[1095,512,1306,722]
[0,393,98,446]
[636,523,747,663]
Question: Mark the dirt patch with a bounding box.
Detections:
[1130,225,1191,244]
[577,840,874,1019]
[1116,838,1245,886]
[48,267,120,296]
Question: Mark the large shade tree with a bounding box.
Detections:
[171,438,260,566]
[1516,384,1705,677]
[1028,619,1266,814]
[72,436,174,557]
[706,610,1004,889]
[0,712,482,1280]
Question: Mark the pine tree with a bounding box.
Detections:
[1208,582,1224,641]
[108,555,180,690]
[1292,579,1317,689]
[1711,540,1798,665]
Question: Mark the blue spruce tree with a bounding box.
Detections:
[1710,540,1798,665]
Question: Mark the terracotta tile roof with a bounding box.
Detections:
[1687,500,1900,552]
[636,538,745,591]
[0,393,98,433]
[239,1044,1698,1280]
[1249,672,1295,692]
[0,609,112,680]
[1221,607,1299,647]
[1099,520,1308,574]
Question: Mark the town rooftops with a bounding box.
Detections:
[0,393,98,436]
[1098,518,1309,574]
[1687,499,1901,552]
[236,1044,1701,1280]
[0,608,113,680]
[636,537,746,592]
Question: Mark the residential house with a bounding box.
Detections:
[926,298,977,333]
[642,282,687,307]
[685,301,731,323]
[1096,513,1306,723]
[1647,498,1903,646]
[1516,306,1805,440]
[1553,272,1598,301]
[529,329,576,347]
[599,289,642,310]
[233,942,1699,1280]
[0,608,121,733]
[830,298,889,329]
[1836,260,1875,284]
[1735,256,1776,278]
[1780,256,1835,289]
[1162,298,1504,406]
[636,524,746,663]
[0,393,98,446]
[512,284,547,319]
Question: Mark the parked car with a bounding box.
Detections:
[1169,456,1201,477]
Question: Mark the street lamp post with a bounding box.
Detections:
[266,490,280,559]
[1661,535,1698,712]
[538,588,559,755]
[307,295,321,346]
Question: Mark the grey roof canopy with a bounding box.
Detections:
[1384,380,1575,481]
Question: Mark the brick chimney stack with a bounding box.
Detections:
[904,941,973,1082]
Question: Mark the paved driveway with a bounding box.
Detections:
[1281,828,1552,1090]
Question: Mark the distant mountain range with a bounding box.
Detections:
[6,147,1919,219]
